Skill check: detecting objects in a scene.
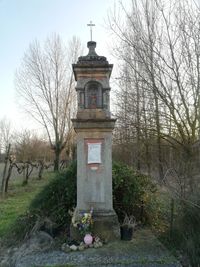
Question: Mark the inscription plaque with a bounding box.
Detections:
[88,143,101,164]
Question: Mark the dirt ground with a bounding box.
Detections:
[2,228,181,267]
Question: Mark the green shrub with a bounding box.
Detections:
[5,162,77,243]
[29,161,77,227]
[9,211,38,242]
[8,161,159,241]
[29,160,157,227]
[112,161,157,223]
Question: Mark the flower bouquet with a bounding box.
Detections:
[72,207,94,244]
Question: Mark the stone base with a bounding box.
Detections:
[70,209,120,241]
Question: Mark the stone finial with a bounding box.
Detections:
[77,41,108,64]
[87,41,98,56]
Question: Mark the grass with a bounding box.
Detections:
[0,172,55,238]
[0,167,180,266]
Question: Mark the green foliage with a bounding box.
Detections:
[9,211,38,242]
[172,193,200,266]
[5,163,76,243]
[6,161,159,242]
[0,173,53,244]
[112,161,157,223]
[159,192,200,266]
[145,192,173,233]
[30,160,157,231]
[29,161,77,227]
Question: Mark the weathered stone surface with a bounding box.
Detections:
[14,231,54,256]
[70,244,78,251]
[1,231,54,267]
[70,210,120,243]
[61,243,70,253]
[98,241,103,247]
[92,211,120,241]
[77,41,108,64]
[78,245,85,251]
[76,109,109,120]
[72,119,116,130]
[71,210,120,242]
[71,40,120,242]
[28,217,58,237]
[93,242,99,248]
[40,217,58,237]
[74,130,115,211]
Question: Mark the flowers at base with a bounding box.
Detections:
[72,207,94,236]
[84,233,93,245]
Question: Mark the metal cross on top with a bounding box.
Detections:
[87,20,95,41]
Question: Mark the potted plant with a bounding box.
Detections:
[120,214,136,241]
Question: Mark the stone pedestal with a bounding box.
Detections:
[71,209,120,241]
[70,118,120,241]
[90,210,120,241]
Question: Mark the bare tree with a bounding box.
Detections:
[16,34,82,170]
[14,130,53,162]
[0,117,12,155]
[109,0,200,186]
[110,0,164,178]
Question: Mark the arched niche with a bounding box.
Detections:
[85,81,102,109]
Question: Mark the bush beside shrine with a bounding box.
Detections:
[112,161,158,224]
[7,161,158,241]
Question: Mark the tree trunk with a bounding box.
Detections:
[5,163,13,193]
[54,148,61,171]
[38,160,44,180]
[1,144,11,194]
[155,95,164,181]
[135,70,141,171]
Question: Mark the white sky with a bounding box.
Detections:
[0,0,120,133]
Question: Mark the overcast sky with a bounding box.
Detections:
[0,0,117,132]
[1,0,199,133]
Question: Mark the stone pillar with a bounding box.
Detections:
[70,41,120,241]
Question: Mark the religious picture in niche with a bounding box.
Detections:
[88,88,98,108]
[88,143,101,164]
